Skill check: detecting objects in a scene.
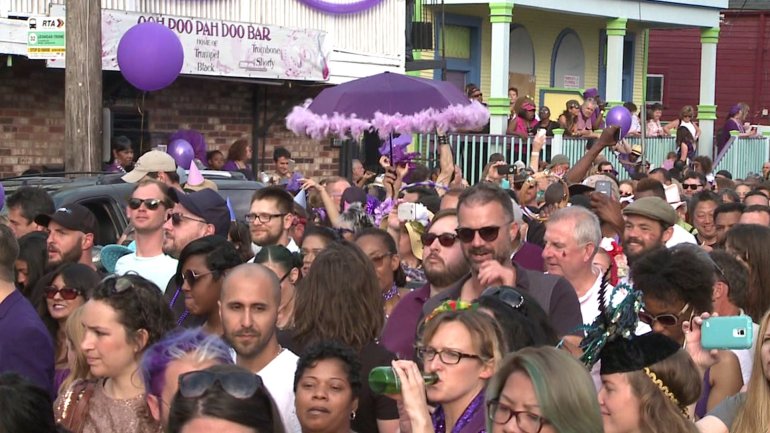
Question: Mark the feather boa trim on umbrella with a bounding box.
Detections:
[285,99,490,140]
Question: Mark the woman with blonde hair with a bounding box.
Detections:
[664,105,702,140]
[486,346,603,433]
[697,310,770,433]
[391,304,506,433]
[58,306,92,396]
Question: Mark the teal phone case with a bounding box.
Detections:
[701,316,753,350]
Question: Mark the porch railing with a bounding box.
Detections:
[415,131,770,183]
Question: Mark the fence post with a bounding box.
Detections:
[551,129,564,160]
[763,132,770,165]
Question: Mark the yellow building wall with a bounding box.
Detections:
[433,5,646,110]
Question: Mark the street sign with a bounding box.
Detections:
[27,17,66,60]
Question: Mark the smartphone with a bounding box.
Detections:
[496,165,516,176]
[536,128,547,138]
[595,180,613,196]
[397,202,417,222]
[701,316,754,350]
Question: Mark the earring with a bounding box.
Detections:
[350,411,357,421]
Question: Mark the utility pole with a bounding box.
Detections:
[64,0,102,173]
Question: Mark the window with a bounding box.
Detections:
[646,75,664,104]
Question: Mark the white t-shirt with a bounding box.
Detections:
[579,274,611,325]
[666,224,697,248]
[258,349,302,433]
[114,253,177,293]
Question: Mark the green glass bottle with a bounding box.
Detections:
[368,366,439,394]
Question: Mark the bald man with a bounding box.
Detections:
[219,263,301,432]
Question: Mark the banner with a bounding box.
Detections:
[98,10,329,81]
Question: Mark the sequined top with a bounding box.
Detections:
[54,380,161,433]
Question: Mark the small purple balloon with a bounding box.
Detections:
[117,22,184,92]
[0,183,5,211]
[167,139,194,170]
[605,106,633,139]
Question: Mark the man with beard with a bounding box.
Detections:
[422,183,582,337]
[247,186,299,254]
[621,197,677,267]
[162,188,230,326]
[380,209,469,360]
[114,180,177,291]
[220,263,301,432]
[34,204,98,270]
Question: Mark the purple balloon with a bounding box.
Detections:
[117,23,184,92]
[167,139,194,169]
[0,183,5,212]
[605,106,633,139]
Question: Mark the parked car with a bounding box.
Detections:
[1,172,263,245]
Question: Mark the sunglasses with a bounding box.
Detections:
[620,192,633,197]
[182,269,217,287]
[456,225,507,243]
[638,303,691,327]
[421,232,458,248]
[481,286,524,310]
[127,198,165,210]
[178,370,263,399]
[682,184,701,190]
[167,212,207,226]
[44,286,82,300]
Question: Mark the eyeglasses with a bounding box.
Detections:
[421,232,458,248]
[638,302,691,327]
[127,198,165,210]
[44,286,82,300]
[487,400,548,433]
[178,370,263,399]
[416,347,482,365]
[568,105,579,110]
[167,212,207,226]
[182,269,217,287]
[481,286,525,310]
[245,212,286,224]
[600,169,614,174]
[456,224,508,243]
[682,184,701,190]
[620,192,634,197]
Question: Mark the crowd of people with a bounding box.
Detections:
[3,113,770,433]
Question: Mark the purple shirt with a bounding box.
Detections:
[381,283,431,360]
[0,290,55,396]
[512,241,545,272]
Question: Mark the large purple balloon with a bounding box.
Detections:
[167,139,195,169]
[118,23,184,92]
[605,106,633,139]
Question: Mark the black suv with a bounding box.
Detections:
[2,172,262,245]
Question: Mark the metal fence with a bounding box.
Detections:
[415,132,770,183]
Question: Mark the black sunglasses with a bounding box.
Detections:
[178,370,263,399]
[480,286,525,310]
[167,212,207,226]
[44,286,82,300]
[421,232,458,248]
[682,184,701,190]
[456,225,506,243]
[127,198,165,210]
[182,269,218,287]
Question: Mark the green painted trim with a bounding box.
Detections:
[729,130,740,136]
[762,131,770,137]
[552,128,565,136]
[642,29,649,104]
[701,27,720,44]
[697,104,718,120]
[488,97,510,116]
[406,0,423,77]
[489,1,514,23]
[541,86,583,94]
[606,101,624,108]
[607,17,627,37]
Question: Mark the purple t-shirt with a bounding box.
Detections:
[512,241,545,272]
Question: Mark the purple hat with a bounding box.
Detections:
[168,188,230,237]
[728,104,742,117]
[583,88,599,99]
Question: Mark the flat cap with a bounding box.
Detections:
[622,196,678,227]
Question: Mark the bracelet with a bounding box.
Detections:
[531,151,540,155]
[437,135,448,145]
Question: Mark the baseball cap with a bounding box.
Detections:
[35,204,98,237]
[168,188,230,237]
[622,197,678,227]
[122,151,177,183]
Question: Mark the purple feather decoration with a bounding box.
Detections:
[285,172,304,193]
[373,198,395,227]
[379,134,420,166]
[365,195,380,217]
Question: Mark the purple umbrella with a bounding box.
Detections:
[286,72,489,140]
